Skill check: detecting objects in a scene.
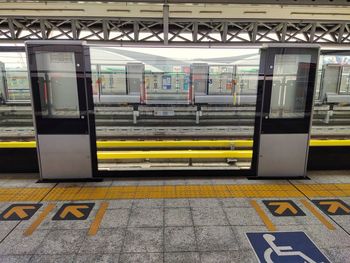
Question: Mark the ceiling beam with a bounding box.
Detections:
[0,2,350,21]
[5,0,350,5]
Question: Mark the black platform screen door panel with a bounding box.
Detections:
[26,41,97,180]
[252,45,319,178]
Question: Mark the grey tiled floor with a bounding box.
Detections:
[0,171,349,262]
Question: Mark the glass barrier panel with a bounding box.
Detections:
[236,66,258,93]
[90,46,260,171]
[91,64,99,96]
[34,51,80,119]
[0,51,34,142]
[0,62,5,102]
[310,55,350,140]
[100,65,127,95]
[340,66,350,94]
[208,65,235,95]
[269,54,311,119]
[322,65,341,95]
[127,63,143,95]
[0,52,30,101]
[0,47,349,168]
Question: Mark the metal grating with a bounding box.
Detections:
[0,17,350,44]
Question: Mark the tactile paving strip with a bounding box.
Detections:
[0,183,348,202]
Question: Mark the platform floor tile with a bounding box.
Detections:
[0,171,348,262]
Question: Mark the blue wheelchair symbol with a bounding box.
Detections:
[246,232,331,263]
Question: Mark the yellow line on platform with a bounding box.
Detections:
[88,202,109,236]
[1,139,350,149]
[250,200,276,231]
[97,140,253,148]
[301,199,335,230]
[310,139,350,147]
[97,150,253,160]
[0,183,348,202]
[0,141,36,148]
[23,203,55,236]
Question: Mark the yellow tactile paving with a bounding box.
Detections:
[0,183,348,202]
[43,187,84,201]
[293,184,350,197]
[0,187,51,202]
[337,184,350,190]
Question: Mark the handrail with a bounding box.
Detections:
[97,140,252,148]
[0,139,349,148]
[97,150,253,160]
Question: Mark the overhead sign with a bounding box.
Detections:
[52,203,94,220]
[246,231,331,263]
[0,204,42,221]
[312,199,350,215]
[263,200,305,216]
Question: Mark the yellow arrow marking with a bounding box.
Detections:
[268,202,298,215]
[59,205,89,219]
[3,206,36,219]
[319,201,350,214]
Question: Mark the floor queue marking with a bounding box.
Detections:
[23,204,56,236]
[312,199,350,215]
[262,200,306,217]
[88,202,109,236]
[250,200,277,231]
[246,231,331,263]
[52,203,94,220]
[300,200,336,230]
[0,204,42,221]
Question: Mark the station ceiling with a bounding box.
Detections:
[0,0,349,45]
[3,0,350,5]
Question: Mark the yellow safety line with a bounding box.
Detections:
[97,150,253,160]
[300,199,335,230]
[0,141,36,148]
[0,184,348,202]
[310,139,350,147]
[1,139,350,149]
[0,140,251,148]
[23,203,55,236]
[98,140,253,148]
[250,200,277,231]
[88,202,109,236]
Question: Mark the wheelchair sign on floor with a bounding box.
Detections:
[246,232,331,263]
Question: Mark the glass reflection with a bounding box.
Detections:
[34,51,80,118]
[269,54,311,119]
